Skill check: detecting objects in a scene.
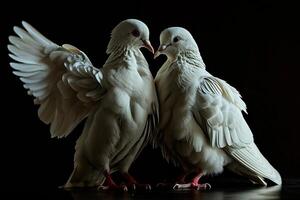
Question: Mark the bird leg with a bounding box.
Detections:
[121,172,151,190]
[98,170,128,191]
[173,172,211,190]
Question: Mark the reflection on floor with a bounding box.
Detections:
[68,185,282,200]
[3,179,300,200]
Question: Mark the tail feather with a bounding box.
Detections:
[225,143,282,185]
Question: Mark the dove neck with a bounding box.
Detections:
[175,50,206,69]
[104,47,140,68]
[106,36,136,55]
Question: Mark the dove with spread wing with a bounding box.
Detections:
[8,19,158,191]
[154,27,281,190]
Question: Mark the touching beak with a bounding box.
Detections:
[154,44,167,59]
[142,40,154,54]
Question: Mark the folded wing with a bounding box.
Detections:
[193,76,281,185]
[194,76,252,148]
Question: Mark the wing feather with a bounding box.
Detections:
[10,62,47,71]
[194,76,253,148]
[8,21,105,137]
[225,143,282,185]
[194,75,281,185]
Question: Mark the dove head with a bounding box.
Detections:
[154,27,199,60]
[106,19,154,54]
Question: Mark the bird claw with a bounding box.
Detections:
[97,185,109,190]
[121,172,151,191]
[142,184,152,190]
[129,184,136,191]
[193,183,211,190]
[173,182,211,190]
[97,184,128,192]
[173,183,190,190]
[146,184,152,190]
[172,183,180,190]
[127,183,151,191]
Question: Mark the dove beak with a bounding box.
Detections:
[142,40,154,54]
[154,44,167,59]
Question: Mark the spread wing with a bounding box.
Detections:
[193,76,281,185]
[8,21,105,138]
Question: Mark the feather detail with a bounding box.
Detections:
[8,21,105,137]
[225,143,282,185]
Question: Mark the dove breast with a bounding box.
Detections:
[155,64,232,174]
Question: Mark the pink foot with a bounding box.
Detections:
[122,172,151,190]
[173,182,211,190]
[98,170,128,191]
[172,172,211,190]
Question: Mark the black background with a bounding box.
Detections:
[0,0,299,191]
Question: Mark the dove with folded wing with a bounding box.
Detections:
[154,27,281,190]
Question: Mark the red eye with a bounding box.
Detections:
[131,29,140,37]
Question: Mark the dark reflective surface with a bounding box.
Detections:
[3,179,300,200]
[68,186,282,200]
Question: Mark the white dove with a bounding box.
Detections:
[153,27,281,190]
[8,19,158,191]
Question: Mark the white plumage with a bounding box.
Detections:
[8,19,158,190]
[154,27,281,189]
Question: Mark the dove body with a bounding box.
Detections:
[154,27,281,188]
[8,19,158,190]
[155,59,232,175]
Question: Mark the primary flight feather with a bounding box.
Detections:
[8,19,158,190]
[154,27,281,189]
